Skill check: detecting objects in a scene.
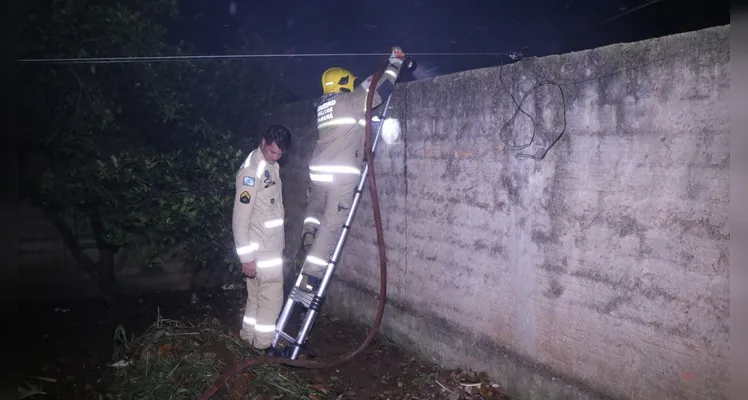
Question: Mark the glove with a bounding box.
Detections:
[389,46,405,67]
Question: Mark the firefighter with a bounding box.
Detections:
[299,47,406,287]
[232,125,291,351]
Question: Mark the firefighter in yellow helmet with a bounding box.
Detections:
[299,47,406,287]
[232,125,291,351]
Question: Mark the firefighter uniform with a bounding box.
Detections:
[231,146,285,349]
[301,52,404,279]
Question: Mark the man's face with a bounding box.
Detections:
[260,139,283,164]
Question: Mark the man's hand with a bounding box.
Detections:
[390,46,405,66]
[391,47,405,60]
[242,261,257,278]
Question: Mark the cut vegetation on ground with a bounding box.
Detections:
[20,290,509,399]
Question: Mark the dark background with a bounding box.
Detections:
[168,0,729,99]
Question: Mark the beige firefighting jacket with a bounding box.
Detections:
[231,146,285,264]
[310,61,402,180]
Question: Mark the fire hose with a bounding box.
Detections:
[196,55,394,400]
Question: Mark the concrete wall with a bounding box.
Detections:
[268,26,730,400]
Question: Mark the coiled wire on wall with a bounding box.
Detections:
[497,60,568,161]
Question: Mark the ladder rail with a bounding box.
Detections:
[271,93,394,358]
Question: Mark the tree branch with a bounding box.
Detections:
[21,184,99,280]
[88,206,118,291]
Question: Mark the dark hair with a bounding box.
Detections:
[263,125,291,152]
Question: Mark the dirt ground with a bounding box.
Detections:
[19,288,508,399]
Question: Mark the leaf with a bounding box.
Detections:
[20,0,284,284]
[310,384,328,393]
[157,343,172,356]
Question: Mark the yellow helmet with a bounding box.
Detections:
[321,67,356,94]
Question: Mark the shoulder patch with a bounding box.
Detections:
[242,176,256,187]
[239,191,251,204]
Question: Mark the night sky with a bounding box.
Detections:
[169,0,729,100]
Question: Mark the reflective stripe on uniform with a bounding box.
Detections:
[310,165,361,175]
[236,242,259,255]
[357,115,382,126]
[317,117,358,130]
[255,323,276,333]
[317,113,381,128]
[309,165,361,183]
[242,316,275,333]
[310,173,334,182]
[257,258,283,269]
[304,217,320,225]
[306,255,328,267]
[263,218,283,228]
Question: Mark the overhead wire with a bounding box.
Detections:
[19,47,569,160]
[17,52,513,64]
[18,0,674,163]
[19,48,569,160]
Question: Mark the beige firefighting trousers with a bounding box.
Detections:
[301,61,401,278]
[231,146,285,349]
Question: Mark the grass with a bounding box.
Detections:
[105,308,328,400]
[18,377,56,399]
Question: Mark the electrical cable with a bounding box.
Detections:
[18,52,512,65]
[194,55,392,400]
[497,60,567,161]
[494,35,720,161]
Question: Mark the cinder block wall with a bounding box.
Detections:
[268,25,730,400]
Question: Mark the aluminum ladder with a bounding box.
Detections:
[270,93,394,359]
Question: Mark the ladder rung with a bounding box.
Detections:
[276,330,296,344]
[289,286,314,308]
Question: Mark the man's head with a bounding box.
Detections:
[260,125,291,164]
